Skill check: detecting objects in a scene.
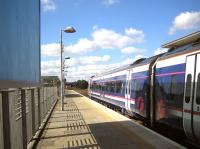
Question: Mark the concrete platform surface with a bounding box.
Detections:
[36,90,184,149]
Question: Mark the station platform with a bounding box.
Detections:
[36,90,184,149]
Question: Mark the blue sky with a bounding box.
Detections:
[41,0,200,81]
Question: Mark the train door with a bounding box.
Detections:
[101,78,105,100]
[125,70,131,111]
[183,53,200,141]
[193,53,200,141]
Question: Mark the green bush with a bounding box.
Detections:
[75,80,88,89]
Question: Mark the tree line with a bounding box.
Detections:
[41,76,88,89]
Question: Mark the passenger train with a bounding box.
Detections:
[88,31,200,145]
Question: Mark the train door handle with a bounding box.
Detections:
[197,106,200,111]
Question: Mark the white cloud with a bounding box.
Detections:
[169,11,200,35]
[41,26,146,81]
[121,46,146,54]
[125,28,144,42]
[41,55,145,82]
[154,48,168,55]
[68,55,145,81]
[102,0,119,5]
[65,38,96,54]
[66,55,145,81]
[92,27,144,49]
[41,0,56,12]
[67,55,111,66]
[41,40,95,57]
[41,55,111,76]
[66,63,119,81]
[41,60,60,76]
[41,27,145,56]
[79,55,111,64]
[41,43,60,56]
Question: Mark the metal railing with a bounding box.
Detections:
[0,86,58,149]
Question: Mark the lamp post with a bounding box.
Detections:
[60,26,76,111]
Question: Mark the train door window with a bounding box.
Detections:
[128,80,130,94]
[121,83,124,94]
[143,81,148,98]
[132,79,138,97]
[196,73,200,105]
[134,79,138,91]
[185,74,192,103]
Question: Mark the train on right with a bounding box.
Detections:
[88,30,200,146]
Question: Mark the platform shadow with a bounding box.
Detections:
[64,94,83,98]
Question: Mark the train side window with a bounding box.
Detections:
[196,73,200,105]
[185,74,192,103]
[98,84,101,91]
[94,83,96,90]
[170,74,177,100]
[93,84,95,90]
[106,82,110,92]
[116,81,122,93]
[96,84,98,90]
[110,82,115,93]
[102,83,105,91]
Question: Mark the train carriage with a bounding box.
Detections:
[155,31,200,143]
[89,56,160,122]
[89,66,128,109]
[125,56,159,122]
[88,30,200,145]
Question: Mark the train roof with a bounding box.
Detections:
[162,30,200,48]
[160,30,200,58]
[91,55,160,79]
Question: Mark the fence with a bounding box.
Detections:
[0,86,58,149]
